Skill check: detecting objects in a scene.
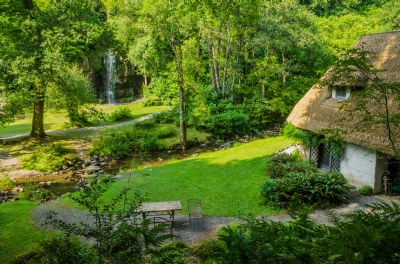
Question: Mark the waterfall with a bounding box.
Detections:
[105,50,116,104]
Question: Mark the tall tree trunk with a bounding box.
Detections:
[206,38,219,93]
[222,37,231,96]
[170,28,187,150]
[23,0,34,9]
[30,89,46,138]
[261,83,266,98]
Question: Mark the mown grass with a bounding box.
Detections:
[0,103,170,136]
[100,136,293,217]
[0,200,50,263]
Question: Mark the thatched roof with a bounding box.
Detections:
[287,31,400,154]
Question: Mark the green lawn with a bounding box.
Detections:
[104,136,293,217]
[0,200,49,263]
[0,103,170,136]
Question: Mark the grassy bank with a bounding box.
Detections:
[0,200,50,263]
[0,103,170,136]
[103,136,293,217]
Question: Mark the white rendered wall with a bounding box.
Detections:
[340,143,377,188]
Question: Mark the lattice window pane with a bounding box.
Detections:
[331,151,341,172]
[309,145,318,165]
[320,142,331,170]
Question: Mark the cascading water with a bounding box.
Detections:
[105,50,116,104]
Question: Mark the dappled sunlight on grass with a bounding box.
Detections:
[0,103,171,136]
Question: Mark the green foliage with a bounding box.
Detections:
[142,76,179,106]
[358,185,374,196]
[17,184,56,204]
[262,171,349,209]
[0,0,111,136]
[90,127,158,159]
[29,235,96,264]
[153,109,179,124]
[46,178,172,263]
[108,106,132,122]
[157,126,177,139]
[266,152,317,179]
[23,143,78,172]
[0,175,16,190]
[66,105,105,128]
[196,203,400,263]
[263,154,348,208]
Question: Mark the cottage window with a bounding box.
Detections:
[332,87,349,100]
[310,142,341,172]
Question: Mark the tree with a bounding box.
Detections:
[0,0,110,138]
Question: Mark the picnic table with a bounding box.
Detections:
[139,201,182,227]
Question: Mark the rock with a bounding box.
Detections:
[12,187,23,194]
[46,181,53,187]
[100,162,107,167]
[11,197,19,201]
[99,157,105,162]
[84,158,91,166]
[38,182,46,187]
[85,165,101,173]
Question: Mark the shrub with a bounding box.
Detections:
[358,185,374,196]
[0,175,16,190]
[153,109,179,124]
[266,153,317,179]
[39,235,96,264]
[207,110,249,139]
[109,106,132,122]
[23,143,78,172]
[91,128,158,159]
[261,171,349,209]
[18,184,56,204]
[194,203,400,263]
[156,126,177,139]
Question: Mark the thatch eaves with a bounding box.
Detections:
[287,31,400,154]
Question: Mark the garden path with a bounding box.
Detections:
[0,113,155,140]
[33,194,399,245]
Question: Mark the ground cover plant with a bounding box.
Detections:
[189,203,400,263]
[22,142,79,172]
[261,153,349,209]
[97,136,293,216]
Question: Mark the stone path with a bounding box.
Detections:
[32,193,400,245]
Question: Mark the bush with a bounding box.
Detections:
[194,203,400,263]
[267,152,317,179]
[156,126,177,139]
[91,128,158,159]
[142,76,179,106]
[358,185,374,196]
[207,110,249,139]
[18,184,56,204]
[261,171,349,209]
[0,175,16,190]
[109,106,132,122]
[23,143,78,172]
[153,109,179,124]
[39,235,96,264]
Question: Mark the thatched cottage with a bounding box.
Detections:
[287,31,400,193]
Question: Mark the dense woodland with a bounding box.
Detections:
[2,1,400,263]
[1,0,399,144]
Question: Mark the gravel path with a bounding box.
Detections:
[33,194,398,245]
